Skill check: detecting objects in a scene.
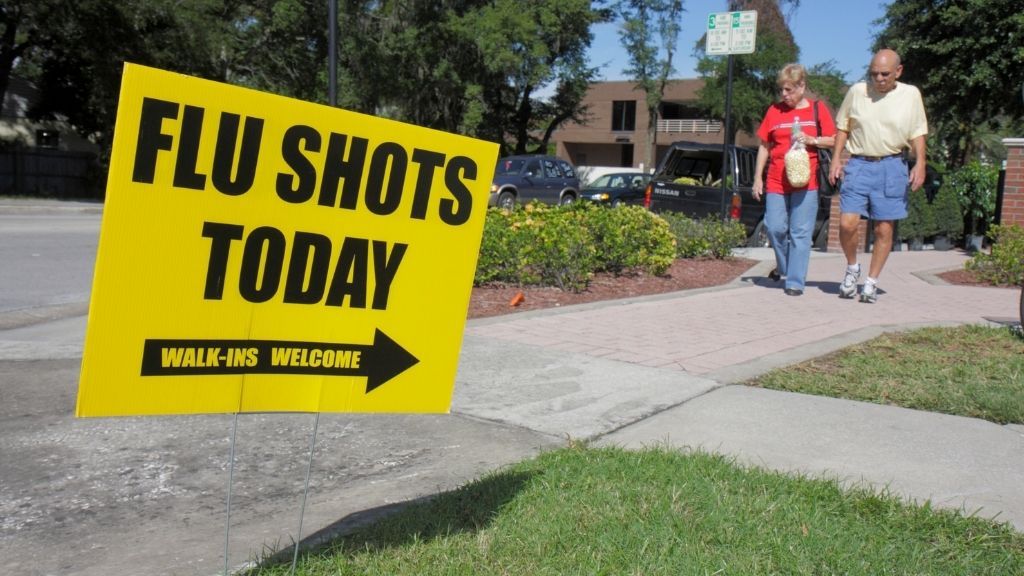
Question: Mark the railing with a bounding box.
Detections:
[657,119,723,134]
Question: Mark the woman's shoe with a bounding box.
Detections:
[768,268,782,282]
[784,288,803,296]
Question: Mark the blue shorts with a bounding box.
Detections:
[839,155,908,221]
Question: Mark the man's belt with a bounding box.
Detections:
[851,153,903,162]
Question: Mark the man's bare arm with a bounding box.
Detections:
[908,134,926,192]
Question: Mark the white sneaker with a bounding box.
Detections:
[839,265,860,299]
[860,281,878,303]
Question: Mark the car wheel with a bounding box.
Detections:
[611,198,623,208]
[559,193,576,206]
[747,220,770,248]
[497,190,515,211]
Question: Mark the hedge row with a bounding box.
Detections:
[474,202,745,292]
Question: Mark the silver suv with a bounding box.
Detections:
[489,155,581,209]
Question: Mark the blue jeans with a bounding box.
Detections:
[765,190,818,291]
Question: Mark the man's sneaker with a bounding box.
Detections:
[839,265,860,299]
[860,282,878,303]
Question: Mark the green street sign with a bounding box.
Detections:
[706,10,757,56]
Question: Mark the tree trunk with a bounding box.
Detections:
[646,105,658,171]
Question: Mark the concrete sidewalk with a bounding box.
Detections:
[457,248,1024,531]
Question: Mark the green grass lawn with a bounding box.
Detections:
[251,446,1024,575]
[750,325,1024,425]
[249,325,1024,575]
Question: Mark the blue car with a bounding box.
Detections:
[489,155,581,209]
[583,172,650,207]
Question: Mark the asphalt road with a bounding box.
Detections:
[0,201,100,327]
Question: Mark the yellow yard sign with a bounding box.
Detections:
[77,64,498,417]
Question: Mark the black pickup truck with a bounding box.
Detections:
[642,141,832,248]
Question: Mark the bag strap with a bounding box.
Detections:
[813,100,822,137]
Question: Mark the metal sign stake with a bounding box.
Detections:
[290,412,321,575]
[224,411,239,576]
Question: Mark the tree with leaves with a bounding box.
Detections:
[229,0,331,104]
[0,1,65,112]
[873,0,1024,167]
[13,0,246,162]
[7,0,606,164]
[451,0,608,155]
[616,0,683,171]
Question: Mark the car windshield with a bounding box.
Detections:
[495,159,526,175]
[589,174,631,188]
[588,174,645,189]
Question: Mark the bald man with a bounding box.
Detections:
[828,48,928,303]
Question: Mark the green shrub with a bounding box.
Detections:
[949,161,999,236]
[965,224,1024,286]
[475,202,679,291]
[516,203,596,292]
[582,204,676,276]
[475,203,595,292]
[901,187,938,241]
[657,212,746,258]
[930,183,963,240]
[475,208,529,284]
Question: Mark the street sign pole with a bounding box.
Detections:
[720,54,734,220]
[707,10,757,221]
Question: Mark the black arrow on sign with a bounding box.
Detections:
[360,329,419,393]
[140,329,419,394]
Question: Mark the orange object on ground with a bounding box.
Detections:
[509,292,525,307]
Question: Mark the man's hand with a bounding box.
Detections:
[909,162,926,192]
[829,161,844,185]
[830,130,848,186]
[752,179,764,201]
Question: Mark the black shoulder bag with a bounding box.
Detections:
[813,100,839,197]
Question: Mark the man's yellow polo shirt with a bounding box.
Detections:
[835,81,928,157]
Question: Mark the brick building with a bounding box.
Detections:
[551,79,756,172]
[1000,138,1024,229]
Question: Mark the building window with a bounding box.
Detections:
[611,100,636,132]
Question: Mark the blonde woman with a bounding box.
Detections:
[752,63,836,296]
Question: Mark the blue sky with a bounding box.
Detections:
[588,1,891,84]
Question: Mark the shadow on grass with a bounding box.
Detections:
[252,468,538,571]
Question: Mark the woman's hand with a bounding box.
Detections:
[795,133,819,147]
[752,179,764,201]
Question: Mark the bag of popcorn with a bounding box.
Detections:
[784,116,810,188]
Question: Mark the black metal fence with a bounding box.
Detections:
[0,148,103,199]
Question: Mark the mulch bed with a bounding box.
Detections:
[936,268,1018,288]
[467,257,758,319]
